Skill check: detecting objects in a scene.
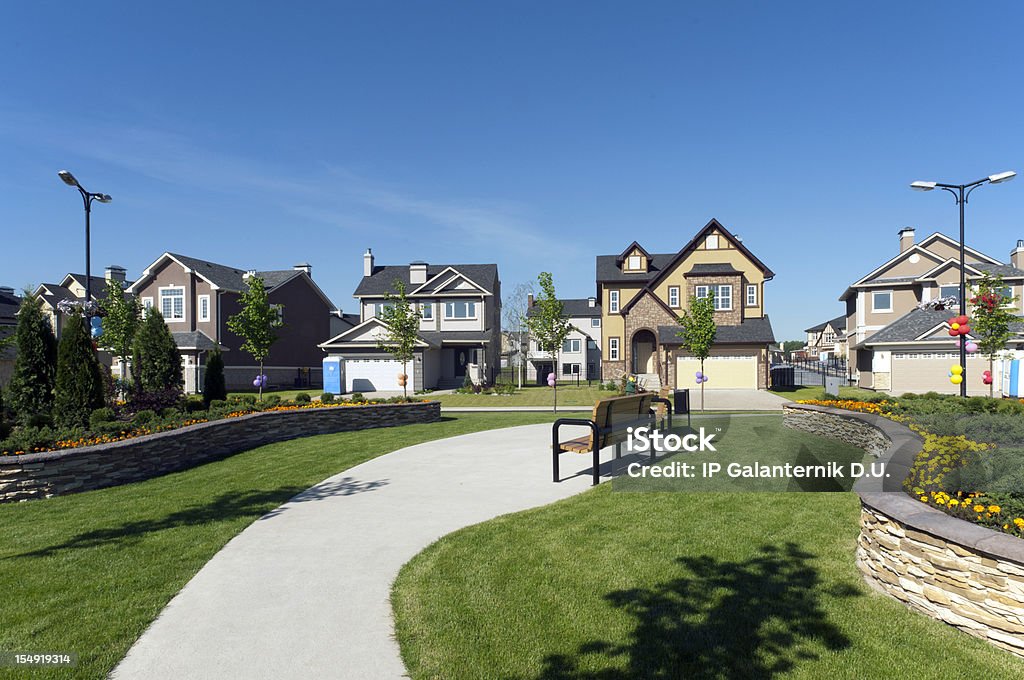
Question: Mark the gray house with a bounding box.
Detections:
[526,297,603,383]
[319,250,502,392]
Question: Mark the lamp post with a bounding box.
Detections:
[58,170,112,324]
[910,170,1016,397]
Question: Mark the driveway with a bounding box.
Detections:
[685,388,791,411]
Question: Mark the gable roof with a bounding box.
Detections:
[916,232,1001,265]
[615,241,653,264]
[171,331,225,352]
[526,298,602,319]
[354,263,498,297]
[684,263,742,277]
[973,263,1024,279]
[805,315,846,334]
[0,288,20,323]
[318,316,431,349]
[596,252,677,283]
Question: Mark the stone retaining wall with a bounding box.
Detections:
[0,401,440,503]
[784,403,1024,657]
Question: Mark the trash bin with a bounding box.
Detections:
[673,388,690,415]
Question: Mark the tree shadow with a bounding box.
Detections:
[537,543,857,679]
[7,477,389,559]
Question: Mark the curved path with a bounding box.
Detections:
[111,423,631,679]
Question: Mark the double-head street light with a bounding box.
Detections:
[910,170,1016,397]
[58,170,112,322]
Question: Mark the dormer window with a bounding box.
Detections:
[705,234,719,250]
[627,255,641,270]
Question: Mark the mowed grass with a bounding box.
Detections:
[394,490,1024,679]
[0,412,557,679]
[431,384,611,407]
[769,385,880,402]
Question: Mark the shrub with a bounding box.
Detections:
[133,410,157,425]
[208,399,227,411]
[160,407,180,419]
[350,392,364,402]
[239,394,257,405]
[203,349,227,406]
[295,393,311,403]
[128,388,182,415]
[53,314,105,429]
[320,393,335,403]
[89,407,116,429]
[6,293,57,424]
[263,395,281,407]
[183,397,207,414]
[0,425,58,454]
[132,309,183,392]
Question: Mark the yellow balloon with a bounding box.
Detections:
[951,365,963,375]
[951,322,960,330]
[950,375,963,385]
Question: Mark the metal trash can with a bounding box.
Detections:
[770,366,794,388]
[673,388,690,415]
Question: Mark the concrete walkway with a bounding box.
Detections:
[111,424,633,680]
[442,389,791,413]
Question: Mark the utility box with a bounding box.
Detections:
[322,356,344,395]
[824,375,842,398]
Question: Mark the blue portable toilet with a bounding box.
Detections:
[323,356,344,395]
[1002,359,1023,397]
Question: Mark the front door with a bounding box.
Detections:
[454,348,471,377]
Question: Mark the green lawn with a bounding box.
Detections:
[429,384,612,407]
[769,385,880,402]
[393,487,1023,678]
[227,388,322,401]
[0,412,557,679]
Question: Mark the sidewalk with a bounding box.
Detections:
[111,424,626,679]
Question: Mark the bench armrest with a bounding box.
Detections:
[552,418,601,485]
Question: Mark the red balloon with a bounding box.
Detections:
[948,329,958,336]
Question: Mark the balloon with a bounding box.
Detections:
[948,329,958,337]
[950,375,963,385]
[965,342,978,353]
[951,322,960,331]
[253,378,261,387]
[951,365,963,375]
[695,371,703,379]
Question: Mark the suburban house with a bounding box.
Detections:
[842,228,1024,395]
[35,266,132,340]
[596,218,776,391]
[0,286,20,386]
[128,253,337,393]
[803,314,847,360]
[526,296,603,384]
[319,250,501,393]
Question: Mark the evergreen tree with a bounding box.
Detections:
[54,314,104,429]
[203,348,227,406]
[7,293,57,423]
[132,309,183,393]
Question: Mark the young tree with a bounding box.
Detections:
[676,294,717,411]
[132,309,183,393]
[7,293,57,423]
[503,281,535,389]
[970,272,1018,398]
[376,280,423,400]
[98,279,141,397]
[524,272,572,412]
[54,314,104,429]
[227,276,283,401]
[203,348,227,406]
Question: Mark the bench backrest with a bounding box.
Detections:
[591,393,655,449]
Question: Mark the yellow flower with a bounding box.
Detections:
[1014,518,1024,529]
[973,505,985,513]
[919,495,928,502]
[948,499,959,507]
[989,505,1001,514]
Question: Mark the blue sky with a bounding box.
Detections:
[2,2,1022,340]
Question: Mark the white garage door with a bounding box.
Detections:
[891,352,991,397]
[345,358,405,392]
[676,354,757,389]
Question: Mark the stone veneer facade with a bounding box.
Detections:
[0,401,440,503]
[784,403,1024,657]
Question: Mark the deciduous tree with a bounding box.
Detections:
[971,272,1017,398]
[676,294,717,411]
[227,276,283,401]
[524,272,572,411]
[377,281,422,400]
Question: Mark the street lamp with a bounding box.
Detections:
[910,170,1016,397]
[58,170,112,322]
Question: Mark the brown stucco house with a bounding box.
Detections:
[319,250,501,393]
[597,218,776,391]
[128,253,338,392]
[842,228,1024,395]
[0,286,20,387]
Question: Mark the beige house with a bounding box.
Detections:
[842,229,1024,394]
[803,315,846,360]
[597,219,776,390]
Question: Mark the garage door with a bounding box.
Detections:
[676,355,757,389]
[345,358,405,392]
[891,352,990,397]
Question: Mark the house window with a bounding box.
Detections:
[746,285,757,306]
[562,363,580,376]
[142,297,153,318]
[627,255,641,270]
[444,301,477,319]
[609,290,619,313]
[668,286,680,308]
[696,285,732,310]
[695,285,709,299]
[705,234,719,249]
[872,290,893,313]
[159,287,185,321]
[609,337,620,360]
[420,303,432,319]
[373,302,394,318]
[562,339,581,353]
[939,285,959,301]
[275,305,284,325]
[198,295,210,322]
[591,317,600,327]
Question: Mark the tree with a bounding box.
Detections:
[503,281,535,389]
[98,279,141,397]
[7,292,57,423]
[132,309,183,393]
[227,276,283,401]
[782,340,804,359]
[376,280,423,400]
[524,272,572,411]
[676,294,717,411]
[203,348,227,405]
[970,272,1018,398]
[53,314,104,429]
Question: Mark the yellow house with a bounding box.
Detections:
[596,218,775,390]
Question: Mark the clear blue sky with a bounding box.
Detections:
[2,2,1022,340]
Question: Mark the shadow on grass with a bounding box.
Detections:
[538,543,857,679]
[7,478,389,559]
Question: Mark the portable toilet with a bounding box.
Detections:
[322,356,344,395]
[1001,359,1023,397]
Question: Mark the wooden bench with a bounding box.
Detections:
[552,393,672,486]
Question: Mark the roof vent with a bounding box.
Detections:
[293,263,312,277]
[243,270,256,280]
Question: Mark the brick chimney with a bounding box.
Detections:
[104,265,126,283]
[527,294,534,308]
[898,227,915,253]
[409,261,428,285]
[1012,240,1024,270]
[363,249,374,277]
